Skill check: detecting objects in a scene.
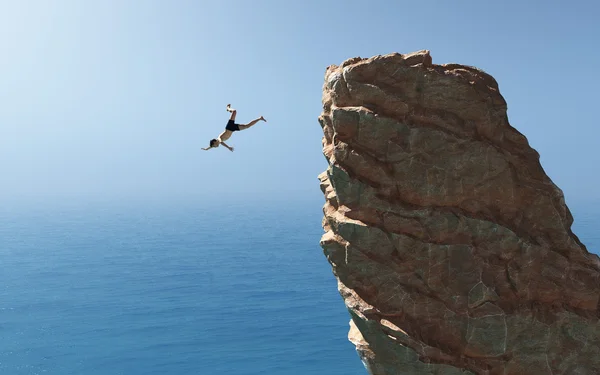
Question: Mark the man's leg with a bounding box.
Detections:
[238,116,266,131]
[227,104,236,121]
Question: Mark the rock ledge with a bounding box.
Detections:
[318,50,600,375]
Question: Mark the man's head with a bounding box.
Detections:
[209,139,220,148]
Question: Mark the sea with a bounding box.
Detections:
[1,197,598,375]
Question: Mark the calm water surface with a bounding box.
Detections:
[1,199,598,374]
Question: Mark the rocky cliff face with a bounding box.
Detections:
[318,50,600,375]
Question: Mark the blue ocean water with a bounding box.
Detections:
[1,199,598,375]
[0,199,365,375]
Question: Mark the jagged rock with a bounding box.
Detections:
[318,50,600,375]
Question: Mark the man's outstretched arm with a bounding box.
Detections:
[220,141,234,152]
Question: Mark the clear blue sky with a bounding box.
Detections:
[2,0,598,206]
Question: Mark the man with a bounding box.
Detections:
[202,104,266,152]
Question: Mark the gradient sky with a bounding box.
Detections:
[2,0,599,206]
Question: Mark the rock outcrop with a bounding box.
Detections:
[318,50,600,375]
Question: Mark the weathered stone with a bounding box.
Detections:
[318,50,600,374]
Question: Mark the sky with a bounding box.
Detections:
[1,0,599,207]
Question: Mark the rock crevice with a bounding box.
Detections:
[318,50,600,375]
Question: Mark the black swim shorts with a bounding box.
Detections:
[226,119,240,132]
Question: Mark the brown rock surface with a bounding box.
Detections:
[318,50,600,375]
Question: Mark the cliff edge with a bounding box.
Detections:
[318,50,600,375]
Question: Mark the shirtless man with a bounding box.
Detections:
[202,104,266,152]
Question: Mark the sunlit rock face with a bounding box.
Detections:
[318,50,600,375]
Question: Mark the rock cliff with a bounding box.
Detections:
[318,50,600,375]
